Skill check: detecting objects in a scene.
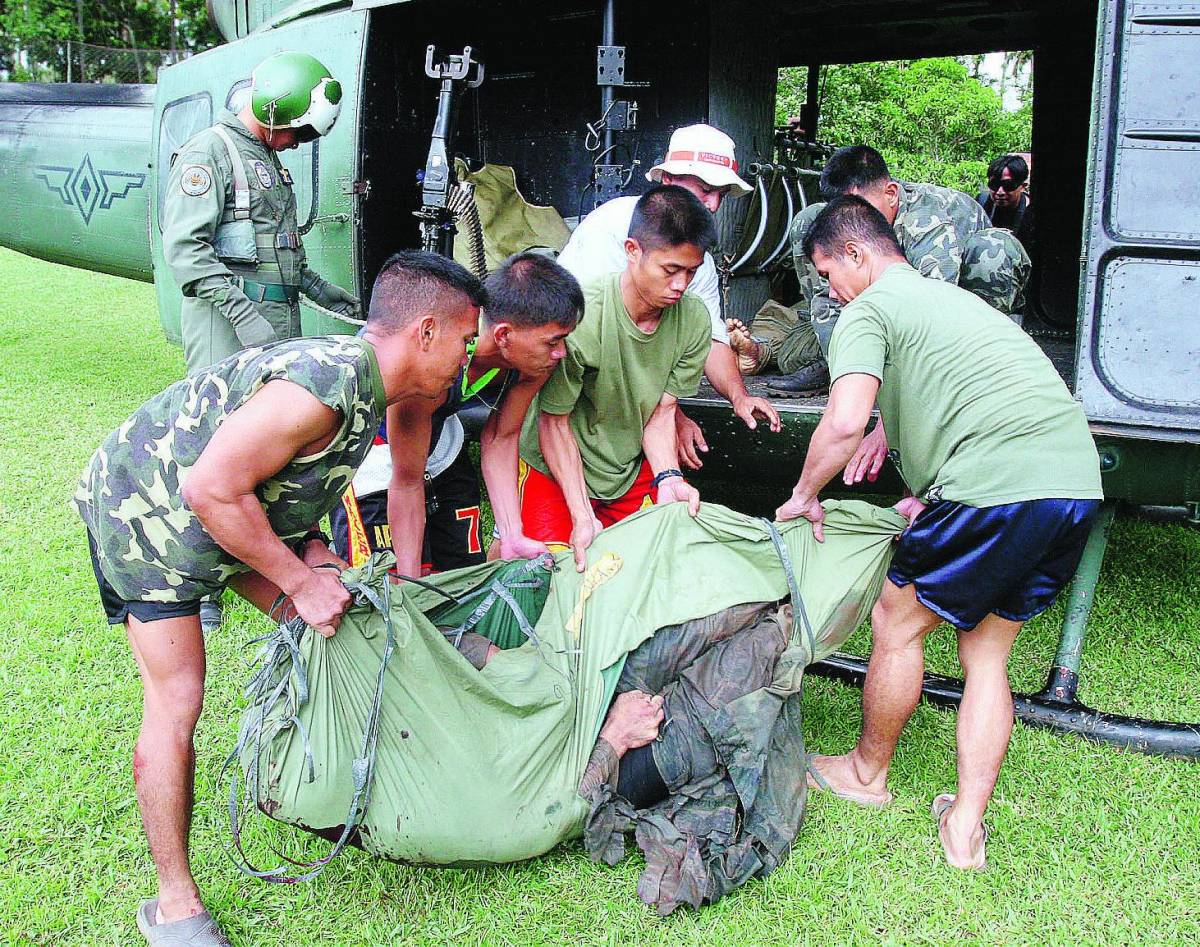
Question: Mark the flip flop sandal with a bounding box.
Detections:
[137,899,232,946]
[804,753,894,808]
[932,793,989,871]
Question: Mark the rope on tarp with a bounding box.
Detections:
[443,553,555,649]
[759,518,817,662]
[219,558,399,883]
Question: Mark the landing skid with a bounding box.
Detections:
[810,504,1200,759]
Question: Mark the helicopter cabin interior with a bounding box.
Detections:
[357,0,1098,407]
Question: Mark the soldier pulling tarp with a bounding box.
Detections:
[228,500,905,914]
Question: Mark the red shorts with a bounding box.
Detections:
[518,458,655,548]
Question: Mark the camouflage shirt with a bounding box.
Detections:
[74,336,386,603]
[790,181,992,314]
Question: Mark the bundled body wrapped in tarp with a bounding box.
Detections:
[230,501,904,913]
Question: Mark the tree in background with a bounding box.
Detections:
[1,0,220,81]
[777,57,1032,194]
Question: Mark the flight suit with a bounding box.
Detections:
[770,181,1032,363]
[163,113,348,373]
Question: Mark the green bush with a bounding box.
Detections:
[778,58,1032,194]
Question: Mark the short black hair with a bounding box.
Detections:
[628,184,718,254]
[367,250,487,332]
[802,195,905,261]
[819,145,892,200]
[482,252,584,329]
[987,154,1029,185]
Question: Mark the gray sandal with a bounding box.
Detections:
[137,900,231,946]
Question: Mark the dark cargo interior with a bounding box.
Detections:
[358,0,1098,406]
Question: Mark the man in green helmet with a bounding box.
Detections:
[162,51,359,376]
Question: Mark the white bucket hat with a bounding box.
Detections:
[647,124,752,197]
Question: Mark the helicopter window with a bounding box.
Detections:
[157,92,213,231]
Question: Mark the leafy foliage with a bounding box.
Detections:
[778,58,1032,193]
[1,0,219,80]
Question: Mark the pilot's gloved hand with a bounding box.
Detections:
[192,275,275,348]
[301,268,360,318]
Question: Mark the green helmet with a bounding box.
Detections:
[251,52,342,138]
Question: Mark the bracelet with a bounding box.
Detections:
[651,468,685,489]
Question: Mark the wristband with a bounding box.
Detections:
[651,468,685,489]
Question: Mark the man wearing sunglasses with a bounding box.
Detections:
[163,51,359,377]
[381,252,585,578]
[978,154,1033,248]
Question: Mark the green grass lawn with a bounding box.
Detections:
[1,247,1198,945]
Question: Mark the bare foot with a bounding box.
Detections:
[726,318,766,375]
[806,752,893,807]
[156,893,206,924]
[933,794,988,870]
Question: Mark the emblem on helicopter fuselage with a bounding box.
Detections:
[34,154,146,226]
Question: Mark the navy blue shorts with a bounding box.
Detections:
[888,498,1102,631]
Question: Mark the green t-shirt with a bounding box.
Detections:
[519,273,710,500]
[74,336,386,602]
[828,264,1102,506]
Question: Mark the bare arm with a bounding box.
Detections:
[538,410,600,572]
[775,372,880,540]
[577,691,664,798]
[702,341,782,432]
[386,399,436,579]
[481,375,551,559]
[180,379,351,634]
[642,393,700,515]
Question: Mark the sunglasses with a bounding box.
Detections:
[988,177,1026,193]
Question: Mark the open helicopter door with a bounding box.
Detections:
[149,4,367,343]
[1076,0,1200,437]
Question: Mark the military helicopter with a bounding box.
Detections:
[1,0,1198,754]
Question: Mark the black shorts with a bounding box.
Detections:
[330,450,486,575]
[85,530,202,626]
[888,498,1102,630]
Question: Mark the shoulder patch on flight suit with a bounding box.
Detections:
[252,160,274,189]
[180,164,213,197]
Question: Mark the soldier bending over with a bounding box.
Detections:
[74,252,484,946]
[776,197,1101,869]
[729,145,1030,396]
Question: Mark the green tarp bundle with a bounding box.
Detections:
[451,160,572,273]
[231,501,904,882]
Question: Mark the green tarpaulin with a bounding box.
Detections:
[233,501,904,873]
[451,161,572,273]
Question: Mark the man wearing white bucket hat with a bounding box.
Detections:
[558,124,781,463]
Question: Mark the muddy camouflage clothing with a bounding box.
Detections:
[236,502,904,910]
[780,181,1032,358]
[585,602,803,915]
[74,336,386,603]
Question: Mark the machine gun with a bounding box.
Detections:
[415,45,485,258]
